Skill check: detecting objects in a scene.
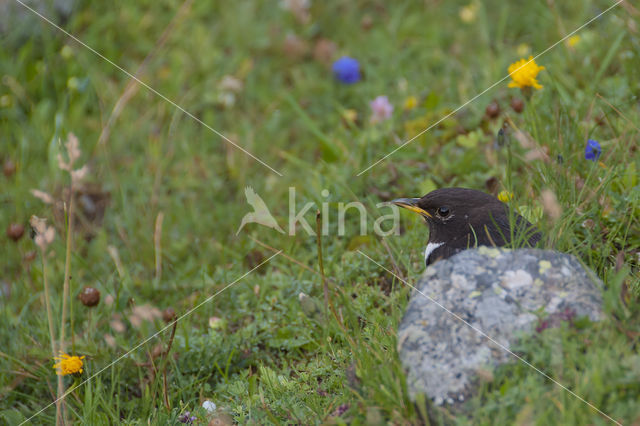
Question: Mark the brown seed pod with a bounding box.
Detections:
[361,15,373,31]
[313,38,336,65]
[3,160,16,177]
[23,250,37,262]
[7,223,25,241]
[162,307,176,323]
[511,97,524,113]
[485,101,500,119]
[78,286,100,307]
[282,34,308,60]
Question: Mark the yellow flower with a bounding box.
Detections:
[341,109,358,124]
[0,95,12,108]
[403,96,418,110]
[60,45,74,60]
[53,353,85,376]
[497,190,513,203]
[67,77,80,91]
[508,56,545,90]
[567,35,581,47]
[459,4,477,23]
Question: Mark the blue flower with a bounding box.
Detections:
[584,139,601,161]
[332,57,361,84]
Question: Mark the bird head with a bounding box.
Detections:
[392,187,539,250]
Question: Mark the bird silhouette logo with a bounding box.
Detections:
[236,187,285,235]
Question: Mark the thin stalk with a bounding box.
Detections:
[59,195,74,353]
[316,211,329,319]
[40,250,62,425]
[58,194,75,425]
[161,320,178,411]
[154,212,164,286]
[506,133,516,246]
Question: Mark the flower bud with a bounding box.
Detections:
[7,223,24,241]
[3,160,16,177]
[511,98,524,113]
[162,307,176,323]
[485,101,500,118]
[78,286,100,307]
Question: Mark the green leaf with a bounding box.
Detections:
[347,235,373,251]
[419,178,437,195]
[456,129,483,148]
[623,161,637,191]
[424,92,440,110]
[592,31,626,90]
[283,94,341,162]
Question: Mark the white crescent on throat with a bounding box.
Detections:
[424,242,444,266]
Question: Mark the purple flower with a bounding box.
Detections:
[535,308,577,333]
[332,57,361,84]
[535,320,550,333]
[178,411,196,424]
[584,139,601,161]
[369,95,393,123]
[331,403,350,417]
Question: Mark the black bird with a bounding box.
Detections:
[392,187,541,267]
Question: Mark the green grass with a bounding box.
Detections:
[1,0,639,424]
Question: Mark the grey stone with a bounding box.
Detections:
[1,0,76,35]
[397,247,603,405]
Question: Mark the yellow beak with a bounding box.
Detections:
[391,198,432,218]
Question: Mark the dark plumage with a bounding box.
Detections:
[393,187,541,266]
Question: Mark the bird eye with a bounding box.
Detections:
[437,206,450,217]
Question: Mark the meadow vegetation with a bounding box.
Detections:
[1,0,639,424]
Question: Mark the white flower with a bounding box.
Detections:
[58,133,81,171]
[71,164,89,184]
[56,133,88,184]
[279,0,310,23]
[65,133,81,163]
[202,400,216,413]
[31,189,54,204]
[218,75,243,93]
[30,215,55,250]
[217,92,236,108]
[57,152,71,171]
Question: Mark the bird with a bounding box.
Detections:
[236,187,285,235]
[392,187,541,267]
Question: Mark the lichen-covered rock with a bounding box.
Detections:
[397,247,603,405]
